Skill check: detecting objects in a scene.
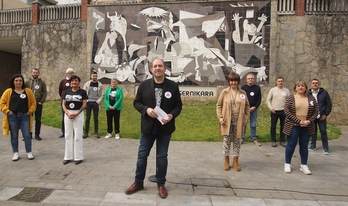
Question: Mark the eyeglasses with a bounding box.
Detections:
[312,82,319,85]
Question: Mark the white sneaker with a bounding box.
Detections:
[12,153,19,161]
[27,152,34,160]
[284,163,291,173]
[115,133,120,139]
[105,133,112,139]
[300,164,312,175]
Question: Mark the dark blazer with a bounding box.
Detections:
[308,88,332,117]
[283,94,318,136]
[134,78,182,134]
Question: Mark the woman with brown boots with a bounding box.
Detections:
[216,72,250,171]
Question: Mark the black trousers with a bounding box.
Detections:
[106,109,121,134]
[84,102,99,134]
[270,110,286,142]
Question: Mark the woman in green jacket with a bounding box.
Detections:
[103,78,123,139]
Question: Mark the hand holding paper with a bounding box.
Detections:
[154,106,169,125]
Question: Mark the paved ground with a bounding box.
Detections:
[0,112,348,205]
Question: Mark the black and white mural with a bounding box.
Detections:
[90,1,271,85]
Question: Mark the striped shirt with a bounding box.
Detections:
[283,94,318,136]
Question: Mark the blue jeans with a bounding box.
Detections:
[310,119,329,149]
[242,109,258,141]
[8,113,32,153]
[285,126,309,165]
[270,110,286,142]
[135,133,171,186]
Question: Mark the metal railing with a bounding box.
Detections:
[0,8,32,25]
[278,0,295,15]
[278,0,348,15]
[40,4,80,22]
[306,0,348,14]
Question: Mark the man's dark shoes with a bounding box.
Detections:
[63,160,71,165]
[75,160,83,165]
[280,142,287,147]
[158,185,168,199]
[59,134,64,138]
[125,183,144,195]
[35,136,42,141]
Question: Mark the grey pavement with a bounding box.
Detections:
[0,113,348,205]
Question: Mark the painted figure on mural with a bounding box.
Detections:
[93,12,104,30]
[231,11,268,82]
[107,11,127,52]
[232,13,268,44]
[94,30,120,68]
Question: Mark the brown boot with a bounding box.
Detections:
[224,156,230,171]
[233,156,241,171]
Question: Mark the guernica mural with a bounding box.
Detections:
[90,1,271,86]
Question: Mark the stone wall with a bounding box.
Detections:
[21,22,89,100]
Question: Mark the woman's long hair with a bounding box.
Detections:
[9,74,25,89]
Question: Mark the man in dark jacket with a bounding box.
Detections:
[26,68,47,141]
[58,68,75,138]
[308,78,332,154]
[241,73,262,146]
[125,58,182,199]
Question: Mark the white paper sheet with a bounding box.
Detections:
[154,106,169,125]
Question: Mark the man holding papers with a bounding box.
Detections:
[125,58,182,199]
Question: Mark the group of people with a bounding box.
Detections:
[0,59,332,199]
[0,68,124,165]
[216,73,332,176]
[0,58,182,199]
[58,69,124,165]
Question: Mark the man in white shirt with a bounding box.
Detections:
[266,77,290,147]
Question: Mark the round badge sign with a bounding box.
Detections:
[165,91,172,99]
[69,103,75,109]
